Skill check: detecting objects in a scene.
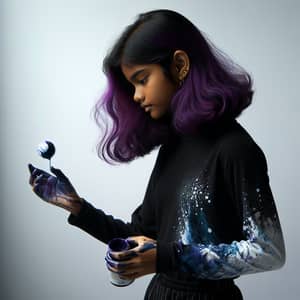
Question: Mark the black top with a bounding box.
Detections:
[68,119,285,281]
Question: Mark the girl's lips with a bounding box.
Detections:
[145,105,152,112]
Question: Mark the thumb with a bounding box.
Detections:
[28,163,35,174]
[125,237,139,249]
[50,166,69,181]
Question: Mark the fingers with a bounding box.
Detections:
[105,257,138,279]
[105,255,133,269]
[105,259,140,281]
[109,236,156,261]
[32,180,44,198]
[50,166,69,182]
[109,249,138,261]
[28,163,69,185]
[28,164,42,177]
[125,238,138,249]
[34,174,44,184]
[126,236,156,244]
[28,164,50,186]
[106,236,157,281]
[32,175,57,201]
[136,241,157,253]
[125,236,157,253]
[32,174,47,194]
[28,163,35,174]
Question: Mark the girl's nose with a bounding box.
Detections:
[133,88,144,104]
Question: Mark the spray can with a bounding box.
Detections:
[106,238,135,287]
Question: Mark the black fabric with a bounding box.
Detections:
[68,118,285,298]
[144,274,243,300]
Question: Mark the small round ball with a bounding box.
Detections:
[37,140,55,159]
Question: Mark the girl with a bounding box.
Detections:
[28,9,286,300]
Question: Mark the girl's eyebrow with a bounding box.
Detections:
[130,69,146,82]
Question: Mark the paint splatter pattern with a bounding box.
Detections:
[173,173,285,279]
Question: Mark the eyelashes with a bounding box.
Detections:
[138,76,148,85]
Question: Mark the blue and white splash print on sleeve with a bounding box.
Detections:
[174,144,286,280]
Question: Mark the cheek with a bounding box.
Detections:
[162,83,177,104]
[155,79,176,100]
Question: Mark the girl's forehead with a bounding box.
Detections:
[121,63,157,81]
[121,63,150,72]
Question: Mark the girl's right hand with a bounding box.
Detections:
[28,163,83,215]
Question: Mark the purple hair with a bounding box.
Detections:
[93,9,254,164]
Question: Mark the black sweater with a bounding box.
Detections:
[68,119,285,281]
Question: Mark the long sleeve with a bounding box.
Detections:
[157,138,286,279]
[67,200,145,244]
[67,148,162,244]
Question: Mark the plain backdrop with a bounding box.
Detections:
[1,0,299,299]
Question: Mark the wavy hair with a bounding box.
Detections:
[93,9,254,164]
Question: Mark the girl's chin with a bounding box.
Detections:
[150,110,171,122]
[145,105,171,121]
[148,107,161,119]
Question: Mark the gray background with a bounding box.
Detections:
[1,0,299,299]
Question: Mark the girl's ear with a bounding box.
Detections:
[170,50,190,84]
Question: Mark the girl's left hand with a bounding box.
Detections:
[106,236,157,280]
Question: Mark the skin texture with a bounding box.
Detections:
[106,236,157,280]
[121,50,190,119]
[28,164,83,215]
[121,63,178,119]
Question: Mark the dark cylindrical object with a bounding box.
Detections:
[106,238,135,287]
